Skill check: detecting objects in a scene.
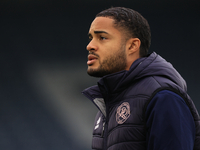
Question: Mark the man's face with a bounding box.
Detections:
[86,17,127,77]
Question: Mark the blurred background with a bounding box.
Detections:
[0,0,199,149]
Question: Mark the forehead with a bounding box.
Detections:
[89,17,119,33]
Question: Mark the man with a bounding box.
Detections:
[82,7,200,150]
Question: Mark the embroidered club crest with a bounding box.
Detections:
[116,102,131,124]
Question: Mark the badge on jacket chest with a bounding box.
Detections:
[116,102,131,124]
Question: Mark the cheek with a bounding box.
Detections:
[99,41,121,59]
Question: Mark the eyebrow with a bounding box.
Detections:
[88,30,109,37]
[94,30,108,34]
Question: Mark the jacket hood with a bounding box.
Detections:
[97,52,187,93]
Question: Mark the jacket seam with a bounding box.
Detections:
[93,135,104,138]
[107,140,146,149]
[123,94,150,99]
[107,124,144,137]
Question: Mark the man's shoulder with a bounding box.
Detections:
[146,89,188,113]
[153,90,185,102]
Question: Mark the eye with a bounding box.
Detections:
[88,34,93,42]
[88,36,93,42]
[88,38,92,42]
[100,36,107,40]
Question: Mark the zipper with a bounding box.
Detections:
[101,122,105,137]
[103,114,108,150]
[101,115,106,137]
[97,82,110,150]
[103,95,109,150]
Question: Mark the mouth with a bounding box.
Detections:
[87,54,98,65]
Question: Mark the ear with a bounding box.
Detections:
[126,38,141,55]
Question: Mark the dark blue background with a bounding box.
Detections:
[0,0,199,149]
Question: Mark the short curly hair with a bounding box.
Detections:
[96,7,151,57]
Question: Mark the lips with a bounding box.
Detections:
[87,54,98,65]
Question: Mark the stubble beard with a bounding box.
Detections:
[87,45,127,78]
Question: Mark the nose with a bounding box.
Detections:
[86,40,98,51]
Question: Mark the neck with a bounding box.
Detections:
[126,55,140,70]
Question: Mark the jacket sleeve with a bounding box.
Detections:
[145,90,195,150]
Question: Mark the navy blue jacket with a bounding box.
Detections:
[82,52,200,150]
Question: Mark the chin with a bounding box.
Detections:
[87,66,96,72]
[87,67,103,78]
